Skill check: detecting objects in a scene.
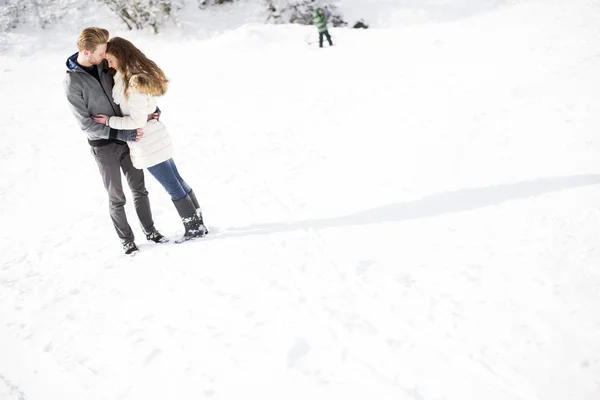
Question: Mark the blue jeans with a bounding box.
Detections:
[147,158,192,201]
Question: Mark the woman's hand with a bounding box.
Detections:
[92,114,109,126]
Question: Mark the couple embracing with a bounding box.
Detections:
[64,27,207,254]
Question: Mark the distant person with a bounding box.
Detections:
[91,37,208,243]
[64,27,166,255]
[313,7,333,48]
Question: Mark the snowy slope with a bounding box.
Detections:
[336,0,510,27]
[1,0,600,399]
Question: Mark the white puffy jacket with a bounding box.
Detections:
[109,73,173,169]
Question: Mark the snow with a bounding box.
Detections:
[336,0,509,27]
[1,0,600,399]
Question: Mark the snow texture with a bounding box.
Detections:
[1,0,600,399]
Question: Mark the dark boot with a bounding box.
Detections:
[187,190,209,234]
[146,229,168,244]
[123,241,139,255]
[173,195,206,242]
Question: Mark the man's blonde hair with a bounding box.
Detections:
[76,27,109,52]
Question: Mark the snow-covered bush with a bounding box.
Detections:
[352,19,368,29]
[0,0,183,33]
[99,0,183,33]
[197,0,234,9]
[0,0,86,31]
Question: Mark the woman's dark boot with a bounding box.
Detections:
[173,195,206,243]
[187,190,209,235]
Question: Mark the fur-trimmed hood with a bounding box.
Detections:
[112,72,166,105]
[129,73,167,97]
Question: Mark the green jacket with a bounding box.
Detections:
[313,9,328,33]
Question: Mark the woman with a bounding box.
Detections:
[92,37,207,242]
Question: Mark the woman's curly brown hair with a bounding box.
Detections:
[107,37,169,98]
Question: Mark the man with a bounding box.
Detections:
[313,8,333,48]
[64,27,166,255]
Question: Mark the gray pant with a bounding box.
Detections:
[91,143,155,244]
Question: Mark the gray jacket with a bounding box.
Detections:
[64,53,137,145]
